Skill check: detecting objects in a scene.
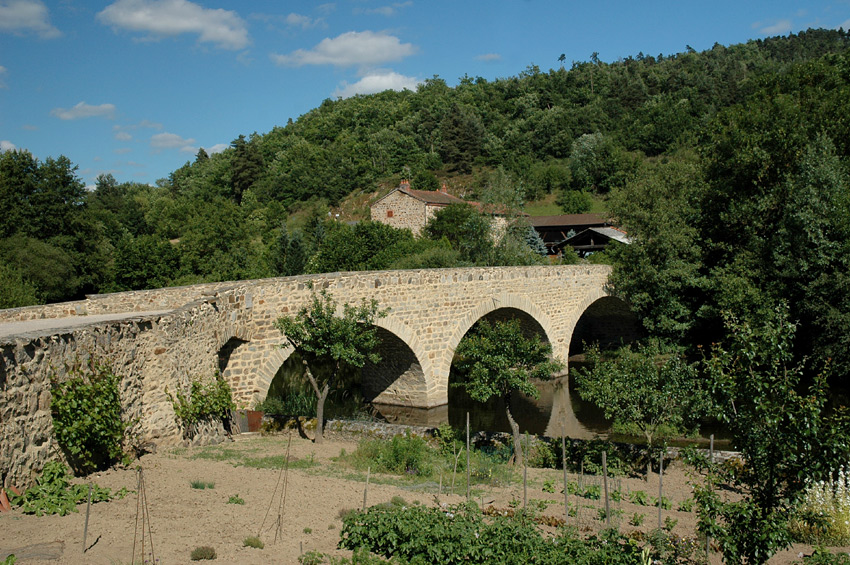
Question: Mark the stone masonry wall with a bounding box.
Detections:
[1,265,617,488]
[370,189,428,235]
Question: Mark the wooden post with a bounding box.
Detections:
[602,451,610,527]
[707,434,714,558]
[658,451,664,530]
[562,434,568,524]
[523,433,528,509]
[363,467,370,511]
[82,483,92,553]
[466,412,471,501]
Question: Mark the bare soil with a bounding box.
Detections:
[1,432,847,564]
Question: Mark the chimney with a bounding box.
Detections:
[440,182,448,194]
[400,179,410,190]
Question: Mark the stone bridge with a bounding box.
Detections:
[0,265,638,486]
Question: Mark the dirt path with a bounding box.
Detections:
[0,433,847,564]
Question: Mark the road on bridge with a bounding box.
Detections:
[0,310,173,341]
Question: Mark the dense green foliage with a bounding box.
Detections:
[275,289,386,442]
[50,359,129,475]
[453,319,564,466]
[3,30,849,309]
[169,374,236,430]
[693,308,850,563]
[575,341,710,450]
[7,461,121,516]
[339,500,643,564]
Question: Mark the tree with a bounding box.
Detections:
[453,319,564,466]
[695,305,850,564]
[574,340,710,469]
[0,262,40,308]
[274,289,387,443]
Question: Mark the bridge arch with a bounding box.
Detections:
[432,292,557,406]
[232,313,434,410]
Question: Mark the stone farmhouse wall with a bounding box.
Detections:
[0,265,628,488]
[370,189,429,235]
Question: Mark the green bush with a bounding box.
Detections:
[228,494,245,504]
[190,546,216,560]
[169,373,236,429]
[51,358,129,474]
[350,432,434,477]
[243,536,263,549]
[8,461,120,516]
[340,501,643,563]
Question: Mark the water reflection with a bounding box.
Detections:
[373,377,612,440]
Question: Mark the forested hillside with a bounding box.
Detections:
[2,29,850,386]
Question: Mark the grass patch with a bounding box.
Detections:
[243,536,263,549]
[190,546,216,560]
[190,480,215,490]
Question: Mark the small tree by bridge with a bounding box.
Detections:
[275,288,387,443]
[453,318,564,466]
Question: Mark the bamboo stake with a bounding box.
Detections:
[562,434,568,524]
[82,484,92,553]
[602,451,610,527]
[658,451,664,530]
[363,467,370,511]
[466,412,470,501]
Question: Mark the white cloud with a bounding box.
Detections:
[98,0,249,50]
[51,101,116,120]
[206,143,228,154]
[114,131,132,141]
[285,13,324,29]
[0,140,17,152]
[840,19,850,31]
[362,2,412,17]
[317,3,336,16]
[0,0,61,38]
[0,65,6,88]
[333,70,419,98]
[151,131,195,151]
[753,18,793,35]
[114,147,132,154]
[271,30,416,67]
[475,53,501,62]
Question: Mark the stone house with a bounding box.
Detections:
[370,180,468,235]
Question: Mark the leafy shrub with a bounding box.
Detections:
[228,494,244,504]
[169,374,236,428]
[581,484,602,500]
[349,432,434,477]
[339,501,643,563]
[243,536,263,549]
[303,527,313,534]
[8,462,119,516]
[190,545,216,560]
[527,439,557,469]
[797,548,850,564]
[678,498,695,513]
[630,490,649,506]
[541,479,556,494]
[190,480,215,489]
[790,465,850,545]
[51,358,129,474]
[630,512,646,526]
[255,393,316,417]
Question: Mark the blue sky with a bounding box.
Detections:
[1,0,849,187]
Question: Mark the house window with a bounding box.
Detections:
[387,210,394,218]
